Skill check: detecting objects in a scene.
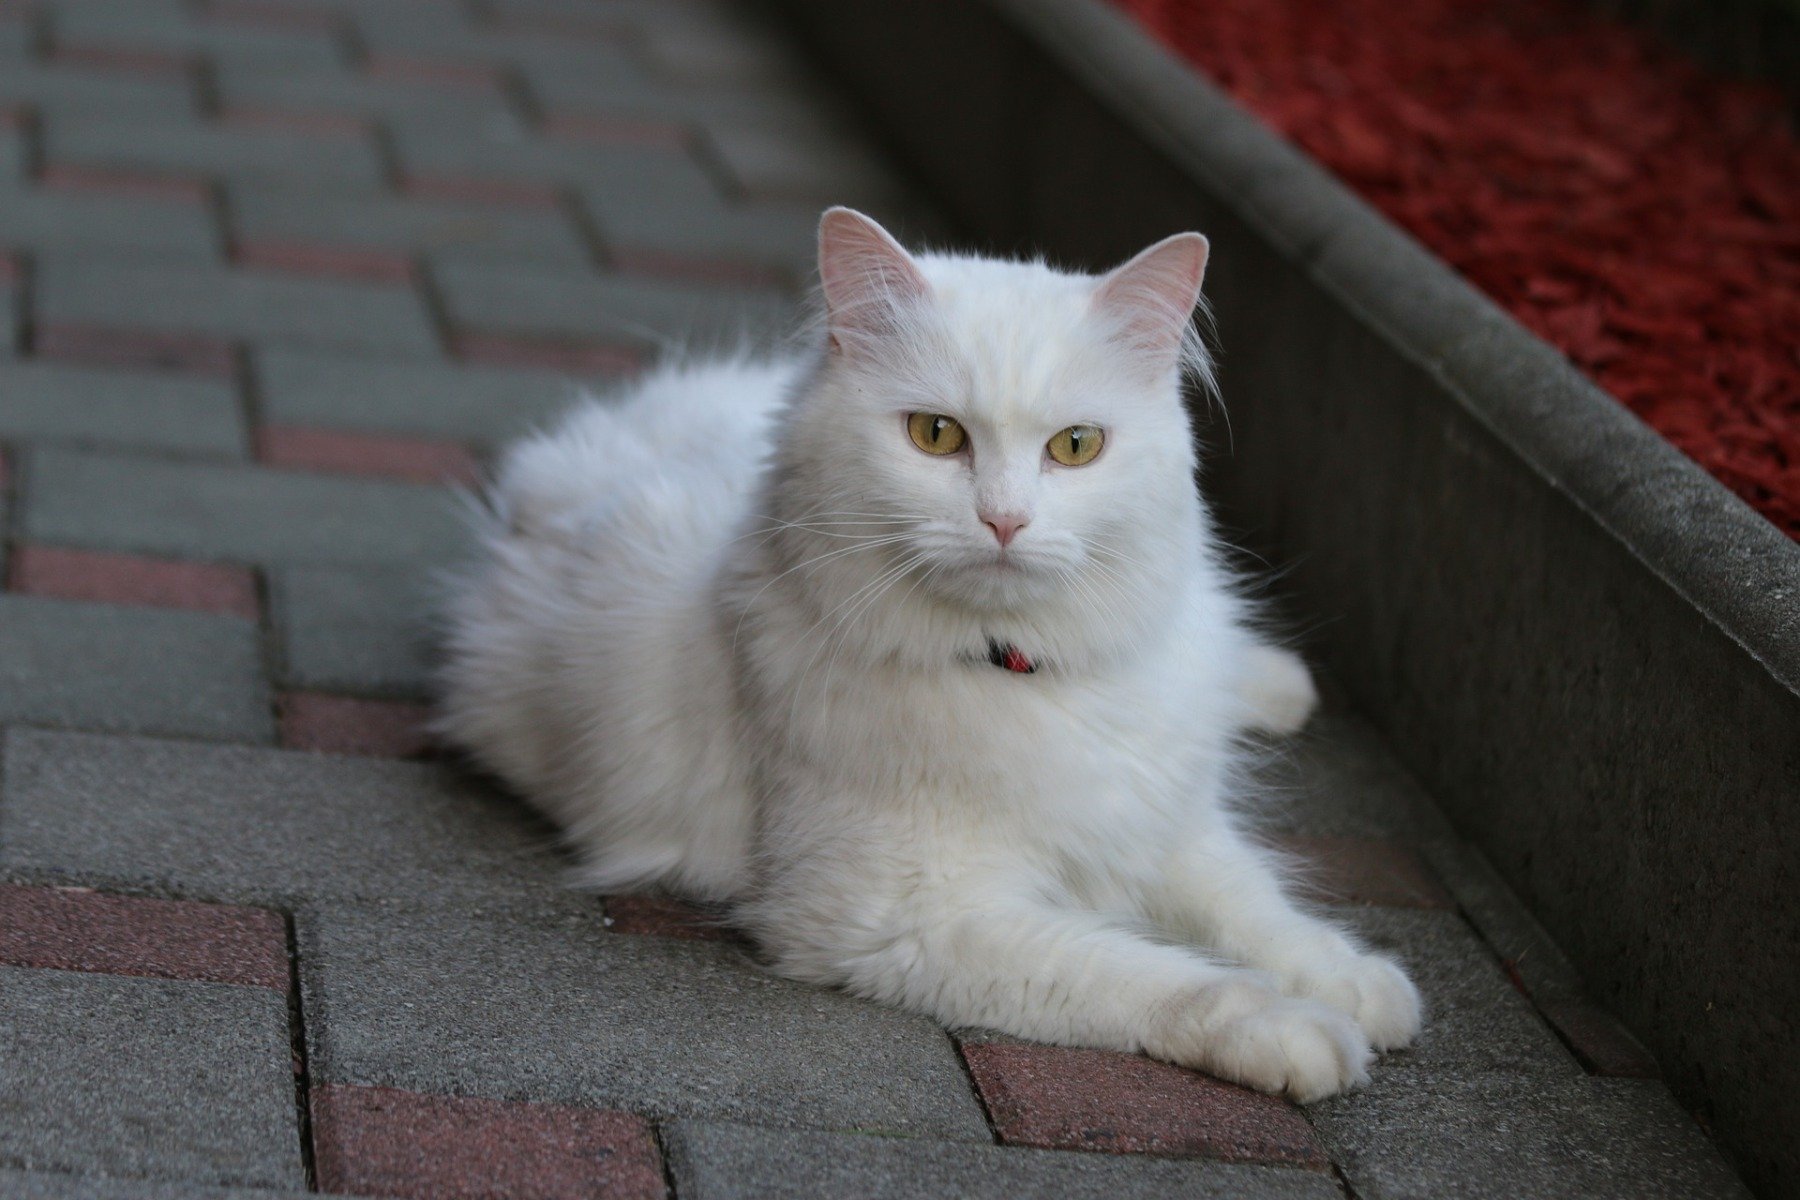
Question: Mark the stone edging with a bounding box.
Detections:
[772,0,1800,1193]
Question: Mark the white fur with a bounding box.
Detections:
[438,210,1421,1102]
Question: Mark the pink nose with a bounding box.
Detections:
[983,515,1028,547]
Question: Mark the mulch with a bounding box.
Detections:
[1118,0,1800,537]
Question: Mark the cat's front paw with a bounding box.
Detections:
[1150,981,1372,1104]
[1238,644,1319,736]
[1288,954,1423,1052]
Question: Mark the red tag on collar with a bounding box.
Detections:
[986,640,1036,674]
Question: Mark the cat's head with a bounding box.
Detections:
[776,207,1214,626]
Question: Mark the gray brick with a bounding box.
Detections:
[230,185,588,265]
[1,262,17,357]
[23,446,469,567]
[49,116,384,187]
[665,1122,1344,1200]
[1,120,25,184]
[1256,711,1459,840]
[434,260,795,352]
[215,65,519,124]
[703,123,908,208]
[1336,907,1579,1077]
[0,968,303,1188]
[0,183,220,259]
[255,347,585,445]
[51,9,345,69]
[356,9,650,75]
[0,21,29,61]
[523,66,845,136]
[36,259,436,354]
[0,62,197,118]
[0,726,570,909]
[392,124,723,197]
[298,901,992,1140]
[0,361,247,457]
[272,563,434,696]
[1311,1072,1750,1200]
[583,188,818,274]
[0,1171,317,1200]
[0,594,271,742]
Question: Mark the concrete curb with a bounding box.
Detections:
[771,1,1800,1193]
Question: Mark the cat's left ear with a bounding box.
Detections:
[1091,232,1209,370]
[818,207,931,356]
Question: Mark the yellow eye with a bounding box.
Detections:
[907,412,967,455]
[1046,424,1104,466]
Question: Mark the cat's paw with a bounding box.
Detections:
[1237,644,1319,736]
[1288,954,1423,1052]
[1150,980,1372,1103]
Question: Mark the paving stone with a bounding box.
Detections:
[270,563,435,695]
[0,883,288,989]
[51,8,345,69]
[353,7,647,75]
[392,123,724,197]
[235,239,416,285]
[48,115,384,186]
[24,447,467,567]
[0,61,197,117]
[1336,907,1580,1077]
[1310,1071,1751,1200]
[453,333,641,375]
[254,346,587,445]
[35,258,436,353]
[298,901,992,1139]
[584,191,818,279]
[278,691,433,758]
[0,112,26,184]
[637,23,812,86]
[434,260,795,353]
[0,360,247,457]
[39,163,214,205]
[1280,835,1454,909]
[313,1084,666,1200]
[9,544,260,619]
[256,425,481,485]
[0,725,573,909]
[215,64,518,123]
[0,967,303,1187]
[962,1041,1327,1165]
[0,1170,318,1199]
[230,185,590,264]
[664,1121,1345,1200]
[523,67,845,136]
[702,123,908,208]
[0,183,220,258]
[0,593,272,741]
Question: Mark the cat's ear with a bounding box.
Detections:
[1091,232,1209,370]
[818,207,931,355]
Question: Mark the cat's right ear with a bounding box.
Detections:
[818,207,930,356]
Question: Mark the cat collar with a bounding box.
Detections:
[986,639,1037,674]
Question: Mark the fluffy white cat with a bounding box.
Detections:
[439,208,1421,1101]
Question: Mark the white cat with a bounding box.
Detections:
[439,208,1421,1101]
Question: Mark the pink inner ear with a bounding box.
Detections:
[1092,232,1209,362]
[818,207,930,347]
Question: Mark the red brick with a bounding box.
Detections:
[235,240,416,286]
[256,425,481,486]
[39,165,211,206]
[960,1042,1328,1166]
[279,691,435,759]
[9,544,259,618]
[605,894,735,941]
[608,247,788,290]
[1540,999,1661,1078]
[219,108,369,137]
[34,324,237,377]
[451,333,638,376]
[401,174,564,210]
[50,45,194,77]
[364,56,503,90]
[1278,836,1454,909]
[0,883,288,990]
[541,113,689,149]
[313,1084,665,1200]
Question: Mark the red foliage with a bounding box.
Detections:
[1117,0,1800,538]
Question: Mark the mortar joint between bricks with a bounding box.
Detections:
[949,1034,1004,1146]
[408,256,461,363]
[648,1121,682,1199]
[282,910,321,1191]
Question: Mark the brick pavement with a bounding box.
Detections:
[0,0,1753,1196]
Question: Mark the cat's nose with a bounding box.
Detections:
[982,514,1029,548]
